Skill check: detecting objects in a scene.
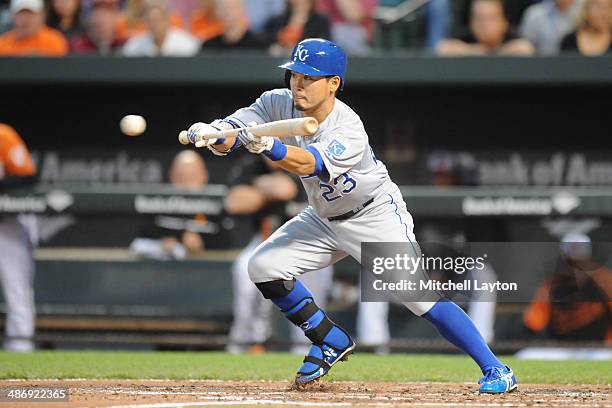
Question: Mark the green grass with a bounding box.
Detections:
[0,352,610,384]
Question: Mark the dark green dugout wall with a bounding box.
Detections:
[1,56,611,161]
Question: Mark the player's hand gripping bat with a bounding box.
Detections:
[178,117,319,147]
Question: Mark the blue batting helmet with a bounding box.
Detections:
[279,38,347,90]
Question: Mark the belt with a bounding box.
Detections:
[327,197,374,222]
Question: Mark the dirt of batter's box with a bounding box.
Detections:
[0,379,610,407]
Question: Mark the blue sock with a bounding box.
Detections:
[423,300,503,373]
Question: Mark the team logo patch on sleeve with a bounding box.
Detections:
[327,139,346,157]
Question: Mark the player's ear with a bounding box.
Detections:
[328,76,340,94]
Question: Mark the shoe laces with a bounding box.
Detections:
[480,366,504,383]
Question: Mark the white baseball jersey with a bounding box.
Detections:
[226,88,397,218]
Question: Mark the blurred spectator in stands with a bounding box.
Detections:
[427,151,479,186]
[245,0,285,34]
[316,0,377,55]
[523,234,612,344]
[428,152,456,186]
[46,0,84,41]
[0,0,68,56]
[561,0,612,55]
[166,0,197,27]
[116,0,183,40]
[123,0,200,56]
[426,0,452,50]
[0,1,12,34]
[201,0,264,50]
[503,0,539,30]
[189,0,224,42]
[264,0,330,56]
[437,0,535,55]
[456,0,539,35]
[0,123,37,352]
[129,150,210,260]
[520,0,580,55]
[224,155,334,354]
[70,0,125,55]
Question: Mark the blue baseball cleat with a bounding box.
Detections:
[294,341,356,386]
[478,365,517,394]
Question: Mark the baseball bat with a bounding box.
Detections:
[178,117,319,147]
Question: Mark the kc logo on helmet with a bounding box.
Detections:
[293,44,309,62]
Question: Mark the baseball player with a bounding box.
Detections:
[183,38,517,393]
[0,123,36,352]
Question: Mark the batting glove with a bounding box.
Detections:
[186,120,234,156]
[186,121,222,145]
[237,126,274,154]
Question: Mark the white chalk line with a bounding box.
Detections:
[102,401,610,408]
[81,388,611,405]
[105,401,351,407]
[90,389,612,408]
[94,389,611,398]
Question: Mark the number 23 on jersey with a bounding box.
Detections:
[320,173,357,202]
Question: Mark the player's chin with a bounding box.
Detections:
[293,100,308,111]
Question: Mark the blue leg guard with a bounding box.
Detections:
[255,278,355,385]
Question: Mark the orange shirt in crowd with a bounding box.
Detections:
[523,267,612,344]
[0,26,68,56]
[276,23,305,48]
[0,124,36,178]
[190,8,224,41]
[115,11,184,39]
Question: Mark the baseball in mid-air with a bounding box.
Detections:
[120,115,147,136]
